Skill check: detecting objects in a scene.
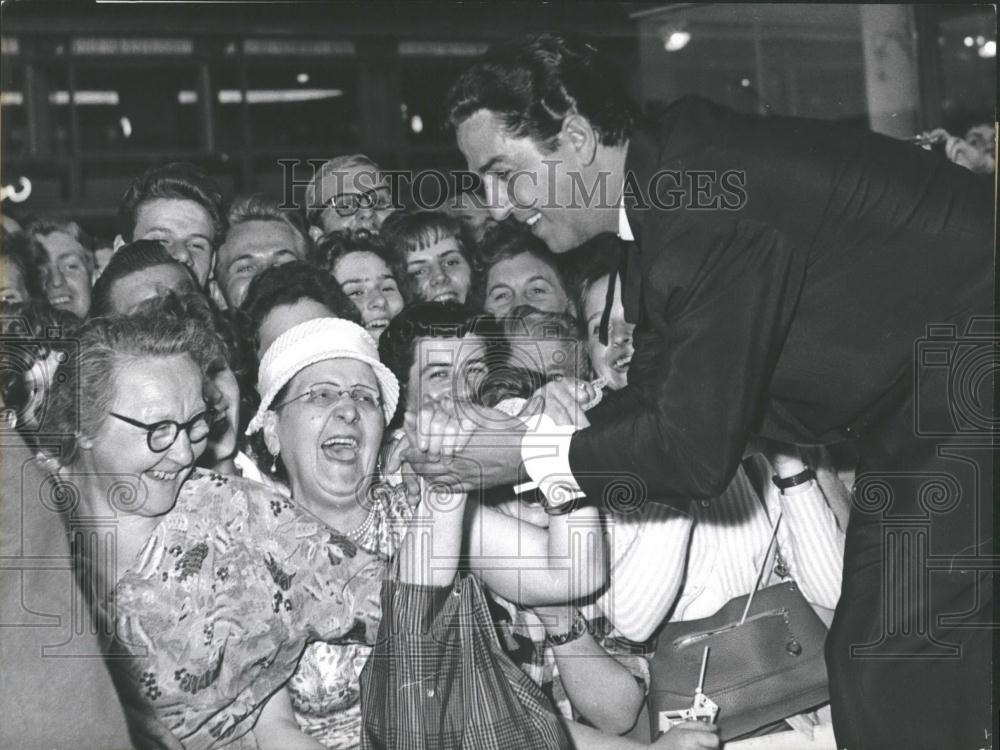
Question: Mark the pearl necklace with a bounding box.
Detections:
[345,500,379,542]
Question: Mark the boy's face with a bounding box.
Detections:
[216,219,305,309]
[131,198,216,287]
[408,335,489,410]
[582,273,634,391]
[484,251,570,317]
[37,231,94,319]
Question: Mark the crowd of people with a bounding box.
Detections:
[1,32,992,750]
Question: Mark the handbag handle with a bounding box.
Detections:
[738,511,783,626]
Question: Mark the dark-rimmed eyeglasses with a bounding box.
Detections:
[314,186,393,220]
[274,382,382,412]
[110,408,215,452]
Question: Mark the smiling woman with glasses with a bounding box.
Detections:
[35,302,388,749]
[108,407,216,452]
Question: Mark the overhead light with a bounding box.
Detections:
[976,36,985,45]
[120,116,132,138]
[296,72,310,84]
[979,40,996,58]
[662,30,691,52]
[964,36,975,47]
[740,78,751,88]
[411,114,424,134]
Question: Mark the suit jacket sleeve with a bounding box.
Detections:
[569,217,805,508]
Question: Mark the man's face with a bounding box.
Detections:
[408,335,489,409]
[456,109,605,253]
[37,231,93,318]
[216,220,305,309]
[132,198,215,286]
[108,263,196,315]
[312,165,396,236]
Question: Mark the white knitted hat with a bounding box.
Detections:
[246,317,399,434]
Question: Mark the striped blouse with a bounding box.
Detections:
[594,456,845,642]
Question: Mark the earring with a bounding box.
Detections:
[270,452,278,473]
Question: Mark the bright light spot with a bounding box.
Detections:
[214,89,342,104]
[296,72,310,84]
[411,114,424,134]
[663,30,691,52]
[120,116,132,138]
[979,40,996,58]
[976,36,985,45]
[964,36,975,47]
[740,78,751,88]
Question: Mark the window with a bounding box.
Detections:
[0,61,26,158]
[637,4,868,127]
[928,4,996,132]
[244,62,358,150]
[73,64,201,152]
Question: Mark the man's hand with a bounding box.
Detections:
[390,401,527,492]
[523,377,595,429]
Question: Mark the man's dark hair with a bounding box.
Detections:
[239,259,362,350]
[378,300,507,430]
[446,32,635,150]
[116,161,227,244]
[89,240,198,319]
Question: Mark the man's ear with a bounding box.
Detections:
[308,225,324,243]
[261,412,280,457]
[77,433,95,451]
[562,114,599,167]
[112,234,125,250]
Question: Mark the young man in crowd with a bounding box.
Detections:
[27,219,96,319]
[89,240,199,317]
[214,193,312,310]
[115,161,226,289]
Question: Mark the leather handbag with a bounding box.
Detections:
[647,579,829,741]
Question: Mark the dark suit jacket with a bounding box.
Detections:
[568,95,993,507]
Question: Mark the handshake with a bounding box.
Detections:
[385,377,601,494]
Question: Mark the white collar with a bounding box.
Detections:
[618,200,634,242]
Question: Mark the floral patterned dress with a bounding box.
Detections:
[287,483,412,749]
[106,470,386,750]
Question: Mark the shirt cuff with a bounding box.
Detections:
[519,414,584,508]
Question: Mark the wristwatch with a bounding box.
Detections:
[545,609,589,647]
[772,467,816,491]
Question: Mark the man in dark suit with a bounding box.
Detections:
[396,33,993,749]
